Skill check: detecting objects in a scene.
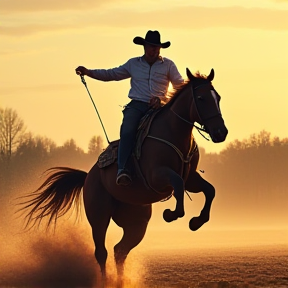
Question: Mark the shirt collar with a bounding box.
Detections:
[139,55,164,64]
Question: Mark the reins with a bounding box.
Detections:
[194,125,211,141]
[170,108,211,141]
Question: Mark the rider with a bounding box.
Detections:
[76,30,184,186]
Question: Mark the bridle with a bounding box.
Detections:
[171,81,222,140]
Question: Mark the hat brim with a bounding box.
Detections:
[133,37,170,49]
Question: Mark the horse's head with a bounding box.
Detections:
[187,68,228,143]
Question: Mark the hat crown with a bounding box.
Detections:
[145,30,161,45]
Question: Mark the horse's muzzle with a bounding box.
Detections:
[209,126,228,143]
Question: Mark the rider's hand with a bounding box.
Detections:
[75,66,88,76]
[149,96,161,109]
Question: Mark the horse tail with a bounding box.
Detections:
[18,167,87,229]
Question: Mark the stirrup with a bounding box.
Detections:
[116,171,132,186]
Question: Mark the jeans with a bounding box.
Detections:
[118,100,150,171]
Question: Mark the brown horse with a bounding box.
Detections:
[21,68,228,279]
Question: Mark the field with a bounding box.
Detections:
[1,227,287,288]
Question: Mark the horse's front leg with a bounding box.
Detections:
[185,171,215,231]
[152,167,185,222]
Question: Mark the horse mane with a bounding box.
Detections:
[162,71,209,109]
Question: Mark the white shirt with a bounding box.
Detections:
[89,56,184,103]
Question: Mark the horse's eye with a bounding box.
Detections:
[197,96,203,100]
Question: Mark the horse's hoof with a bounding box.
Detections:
[189,217,206,231]
[163,209,177,222]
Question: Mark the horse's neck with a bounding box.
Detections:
[150,86,194,150]
[169,85,195,126]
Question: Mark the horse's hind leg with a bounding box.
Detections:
[92,211,111,278]
[112,203,152,278]
[185,171,215,231]
[83,168,114,278]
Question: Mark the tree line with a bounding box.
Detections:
[198,130,288,227]
[1,107,287,228]
[0,107,104,193]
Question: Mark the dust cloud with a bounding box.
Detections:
[0,181,148,288]
[1,191,95,287]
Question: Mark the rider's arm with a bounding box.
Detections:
[89,61,131,81]
[169,61,184,89]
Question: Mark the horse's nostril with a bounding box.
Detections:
[211,127,228,143]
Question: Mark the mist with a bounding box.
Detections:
[1,130,288,287]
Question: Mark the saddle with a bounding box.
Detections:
[97,108,160,169]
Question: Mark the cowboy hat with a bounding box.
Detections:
[133,30,170,49]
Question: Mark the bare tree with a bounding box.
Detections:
[0,107,26,159]
[88,135,104,157]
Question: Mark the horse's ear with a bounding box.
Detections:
[186,68,195,80]
[207,69,215,82]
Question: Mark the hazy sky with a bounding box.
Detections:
[1,0,287,153]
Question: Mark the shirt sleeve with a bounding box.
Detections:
[168,61,184,89]
[89,61,131,81]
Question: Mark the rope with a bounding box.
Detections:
[79,75,110,144]
[147,135,186,162]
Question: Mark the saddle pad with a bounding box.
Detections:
[97,140,119,168]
